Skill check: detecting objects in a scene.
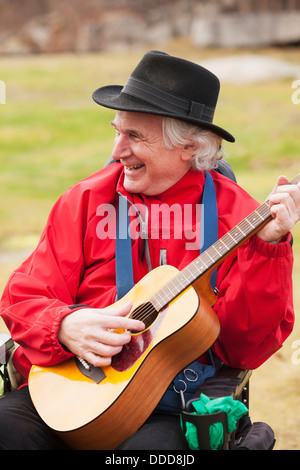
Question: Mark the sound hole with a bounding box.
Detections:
[130,302,159,331]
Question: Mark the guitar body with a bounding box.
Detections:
[29,265,220,450]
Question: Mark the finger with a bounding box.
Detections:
[103,302,145,329]
[83,351,113,367]
[268,188,299,221]
[269,203,291,230]
[272,181,300,206]
[268,191,293,212]
[270,202,298,231]
[90,341,124,358]
[269,175,290,196]
[81,331,132,367]
[96,314,145,332]
[96,302,145,331]
[93,328,132,347]
[107,301,133,317]
[75,331,131,367]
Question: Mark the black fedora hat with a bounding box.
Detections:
[92,50,235,143]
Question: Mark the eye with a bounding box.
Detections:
[129,131,145,142]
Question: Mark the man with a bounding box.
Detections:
[0,51,299,450]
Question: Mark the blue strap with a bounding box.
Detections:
[115,195,134,300]
[115,171,218,299]
[201,171,218,290]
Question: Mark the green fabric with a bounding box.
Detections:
[181,393,248,450]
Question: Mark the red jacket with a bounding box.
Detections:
[0,163,294,381]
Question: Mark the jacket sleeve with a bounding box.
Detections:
[0,189,87,370]
[213,233,294,369]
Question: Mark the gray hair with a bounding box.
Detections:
[162,117,225,171]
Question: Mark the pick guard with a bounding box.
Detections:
[112,307,168,372]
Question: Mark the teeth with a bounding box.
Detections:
[126,164,144,170]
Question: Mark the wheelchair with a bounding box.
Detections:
[0,332,275,450]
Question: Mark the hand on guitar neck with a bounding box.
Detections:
[256,175,300,244]
[58,302,145,368]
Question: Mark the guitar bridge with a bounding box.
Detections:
[75,356,106,384]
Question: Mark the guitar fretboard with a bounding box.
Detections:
[150,174,299,311]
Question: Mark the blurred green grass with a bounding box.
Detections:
[0,43,299,449]
[0,47,299,245]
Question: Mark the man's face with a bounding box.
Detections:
[111,111,193,196]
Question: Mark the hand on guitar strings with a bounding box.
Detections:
[57,302,145,367]
[257,175,300,244]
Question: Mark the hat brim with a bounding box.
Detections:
[93,85,235,143]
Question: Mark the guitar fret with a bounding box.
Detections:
[179,271,192,285]
[190,260,205,274]
[246,219,255,229]
[201,253,213,267]
[153,290,167,307]
[151,296,162,311]
[250,209,264,223]
[228,230,242,242]
[164,282,177,299]
[210,244,222,261]
[215,240,227,252]
[201,252,213,267]
[231,228,244,242]
[205,250,215,263]
[239,221,252,236]
[221,234,231,250]
[179,272,189,284]
[257,203,270,218]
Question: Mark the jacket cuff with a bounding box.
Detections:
[51,306,77,360]
[247,232,292,258]
[52,304,93,357]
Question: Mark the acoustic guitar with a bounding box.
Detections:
[28,174,299,449]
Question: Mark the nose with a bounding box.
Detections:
[111,133,132,161]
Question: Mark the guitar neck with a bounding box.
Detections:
[151,174,300,311]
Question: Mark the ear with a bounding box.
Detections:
[181,142,196,162]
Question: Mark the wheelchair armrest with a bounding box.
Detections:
[192,365,252,406]
[0,334,16,398]
[0,334,15,365]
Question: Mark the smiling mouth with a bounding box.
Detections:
[125,164,145,171]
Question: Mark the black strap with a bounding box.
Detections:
[122,76,215,123]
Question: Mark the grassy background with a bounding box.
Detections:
[0,42,299,449]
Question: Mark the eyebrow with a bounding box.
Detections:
[110,121,145,139]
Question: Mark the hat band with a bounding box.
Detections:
[121,77,215,124]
